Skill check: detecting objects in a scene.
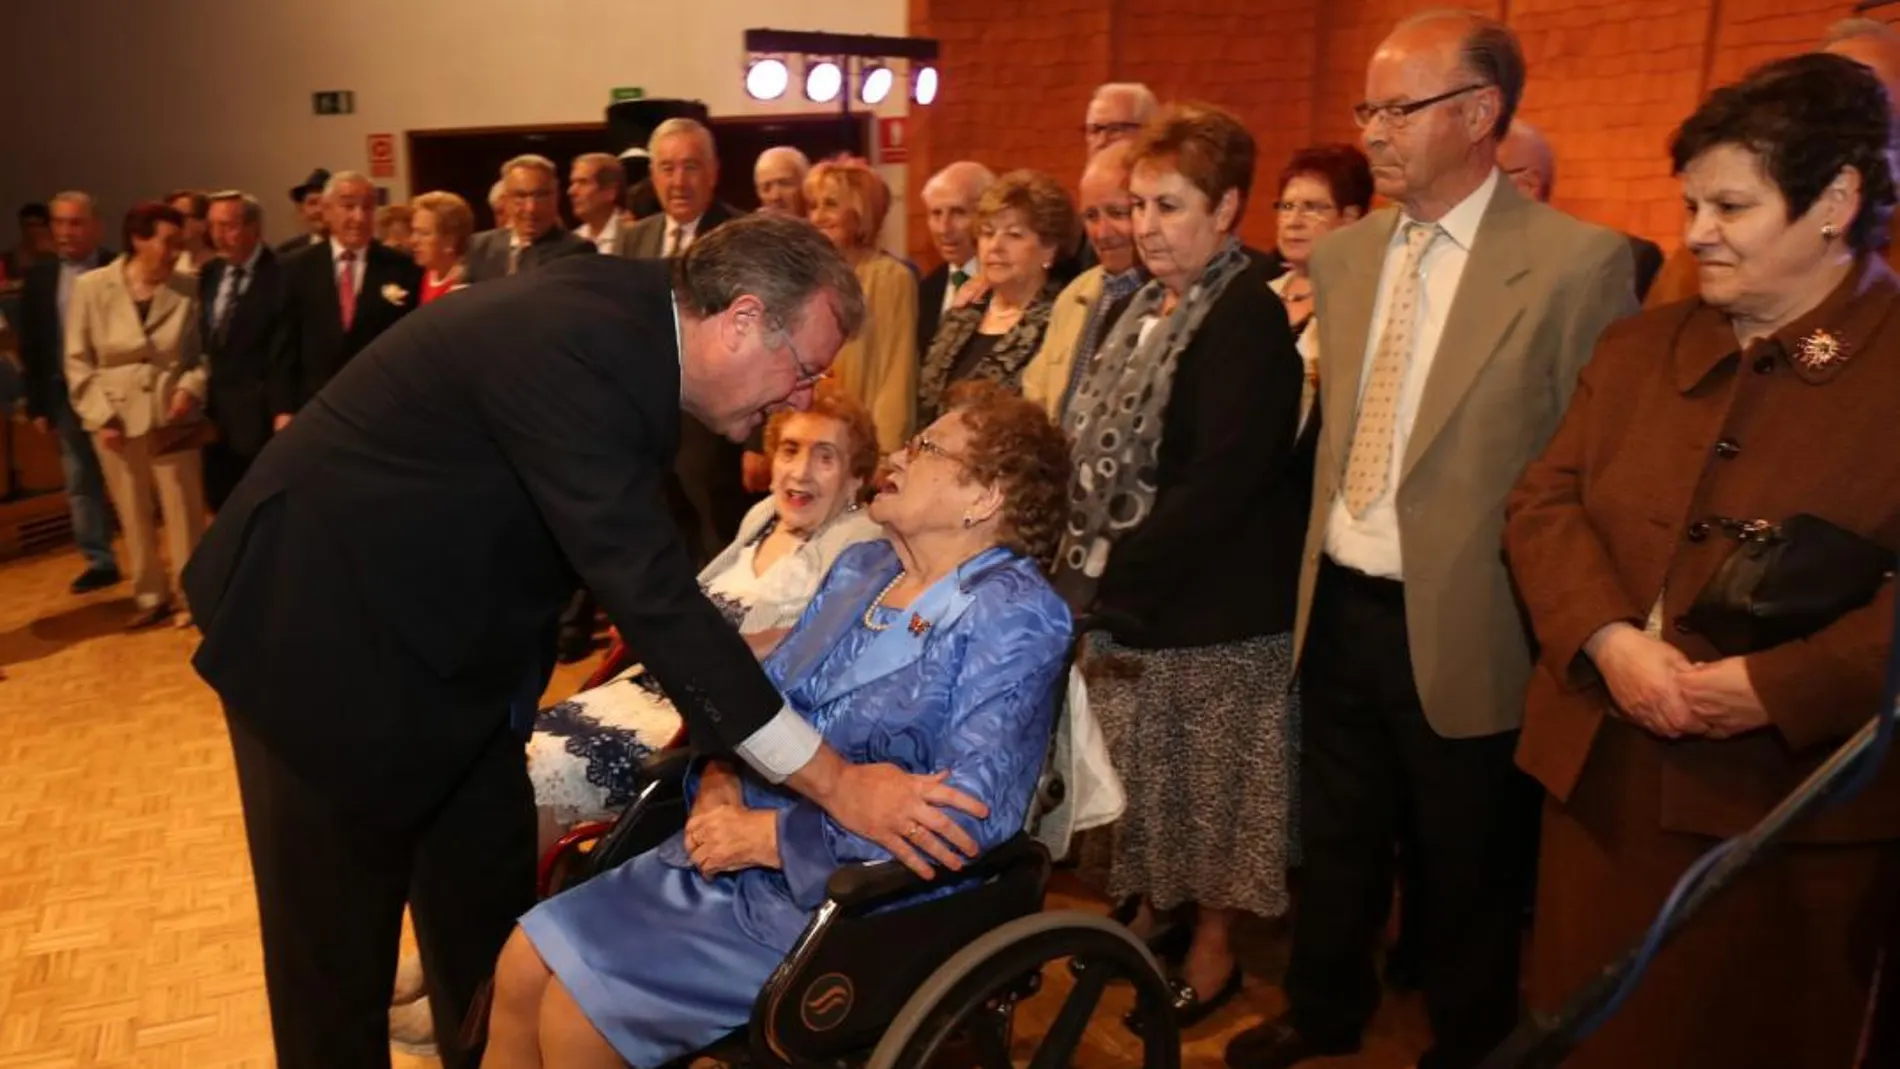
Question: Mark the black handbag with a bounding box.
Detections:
[1685,513,1896,656]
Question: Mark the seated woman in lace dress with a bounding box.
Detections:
[482,382,1074,1069]
[527,386,882,848]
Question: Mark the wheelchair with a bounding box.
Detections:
[536,623,1181,1069]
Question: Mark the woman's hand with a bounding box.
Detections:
[685,806,781,877]
[167,389,198,422]
[1585,622,1702,738]
[951,276,989,309]
[1676,657,1769,739]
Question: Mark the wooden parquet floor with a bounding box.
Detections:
[0,545,1428,1069]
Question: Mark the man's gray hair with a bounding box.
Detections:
[324,170,374,197]
[1091,82,1159,123]
[755,145,812,178]
[673,213,865,342]
[501,154,558,180]
[648,117,717,158]
[1396,9,1525,139]
[488,180,507,208]
[923,160,997,203]
[573,152,627,191]
[50,190,96,218]
[207,189,265,228]
[1824,17,1900,47]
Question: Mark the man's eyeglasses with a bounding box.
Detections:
[1083,121,1142,140]
[775,327,830,388]
[1352,84,1488,129]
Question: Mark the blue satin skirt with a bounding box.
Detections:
[521,848,798,1067]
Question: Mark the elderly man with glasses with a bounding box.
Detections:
[1224,12,1636,1069]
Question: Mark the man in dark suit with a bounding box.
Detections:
[1500,120,1664,301]
[198,192,286,510]
[462,154,595,282]
[915,161,993,358]
[274,168,330,257]
[21,191,119,592]
[182,215,984,1069]
[268,171,422,427]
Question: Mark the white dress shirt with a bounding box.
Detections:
[577,214,622,255]
[666,297,820,782]
[1324,167,1500,580]
[330,238,369,300]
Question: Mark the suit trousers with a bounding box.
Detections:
[55,408,117,571]
[1287,559,1537,1069]
[226,712,536,1069]
[93,433,204,606]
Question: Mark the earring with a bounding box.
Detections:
[1822,222,1840,240]
[961,512,975,529]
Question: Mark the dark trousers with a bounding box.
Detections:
[201,440,253,514]
[226,712,536,1069]
[1287,559,1537,1069]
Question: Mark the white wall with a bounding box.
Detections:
[3,0,912,249]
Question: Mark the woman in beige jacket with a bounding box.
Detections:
[65,201,209,628]
[804,157,916,452]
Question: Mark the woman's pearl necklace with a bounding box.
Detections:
[861,570,907,631]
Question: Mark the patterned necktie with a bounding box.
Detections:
[666,225,685,258]
[507,241,523,276]
[214,265,246,346]
[337,250,358,331]
[1342,221,1439,517]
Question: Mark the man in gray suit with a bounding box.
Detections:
[463,155,594,282]
[623,118,742,259]
[1225,13,1636,1069]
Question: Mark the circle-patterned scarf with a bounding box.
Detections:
[1052,237,1252,612]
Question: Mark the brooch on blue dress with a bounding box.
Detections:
[908,613,931,636]
[1793,328,1849,371]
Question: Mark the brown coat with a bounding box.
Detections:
[1505,256,1900,845]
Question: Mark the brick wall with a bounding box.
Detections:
[905,0,1889,265]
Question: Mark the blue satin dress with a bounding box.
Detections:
[520,540,1073,1067]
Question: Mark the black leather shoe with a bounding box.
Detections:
[70,566,122,594]
[1224,1015,1360,1069]
[1128,967,1243,1033]
[124,603,174,631]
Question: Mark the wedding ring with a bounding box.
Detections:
[906,822,922,838]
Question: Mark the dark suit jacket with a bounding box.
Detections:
[19,249,112,422]
[183,256,785,827]
[269,241,422,416]
[1627,234,1664,303]
[917,263,951,361]
[623,202,742,260]
[274,233,323,258]
[199,248,287,458]
[622,201,753,563]
[462,226,596,283]
[1088,258,1310,649]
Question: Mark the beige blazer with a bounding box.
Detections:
[1296,177,1636,739]
[64,257,207,438]
[1020,266,1104,421]
[833,252,918,453]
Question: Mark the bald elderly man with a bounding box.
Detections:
[916,160,996,357]
[1497,121,1664,300]
[1644,17,1900,307]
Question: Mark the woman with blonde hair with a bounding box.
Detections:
[806,156,916,452]
[410,191,475,303]
[376,204,415,256]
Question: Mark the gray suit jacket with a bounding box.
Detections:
[1296,175,1636,739]
[463,226,595,283]
[623,202,742,259]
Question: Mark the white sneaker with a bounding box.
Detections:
[392,954,427,1006]
[389,996,438,1058]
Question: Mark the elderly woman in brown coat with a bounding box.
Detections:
[1503,54,1900,1069]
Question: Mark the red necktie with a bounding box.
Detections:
[338,250,358,330]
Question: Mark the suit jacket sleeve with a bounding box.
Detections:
[474,341,785,754]
[1554,231,1637,411]
[1092,282,1304,627]
[774,584,1070,907]
[267,257,303,416]
[20,268,58,420]
[62,273,114,431]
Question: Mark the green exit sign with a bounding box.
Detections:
[312,90,355,116]
[610,86,645,103]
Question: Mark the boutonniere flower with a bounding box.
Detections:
[381,283,410,306]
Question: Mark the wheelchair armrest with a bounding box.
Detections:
[823,833,1047,915]
[640,746,695,784]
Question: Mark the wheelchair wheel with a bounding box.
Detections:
[866,910,1180,1069]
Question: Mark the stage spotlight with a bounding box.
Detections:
[912,65,939,106]
[859,64,894,105]
[805,59,843,104]
[745,57,788,100]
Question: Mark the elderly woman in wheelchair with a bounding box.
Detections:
[484,383,1080,1069]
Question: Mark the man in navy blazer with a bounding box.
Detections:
[268,171,421,426]
[198,192,287,510]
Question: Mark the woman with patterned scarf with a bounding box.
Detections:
[1057,103,1309,1028]
[914,169,1078,424]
